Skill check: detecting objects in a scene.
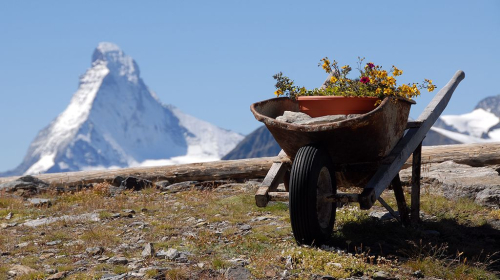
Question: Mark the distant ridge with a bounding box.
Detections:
[222,126,280,160]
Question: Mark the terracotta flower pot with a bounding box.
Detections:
[297,96,380,117]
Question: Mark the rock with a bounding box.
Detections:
[120,177,153,191]
[28,198,53,207]
[46,240,61,246]
[128,272,145,277]
[156,248,179,260]
[141,243,154,258]
[23,213,100,227]
[476,188,500,208]
[122,209,136,214]
[227,258,249,266]
[162,181,199,193]
[400,161,500,208]
[239,224,252,231]
[165,248,179,260]
[101,273,127,280]
[412,270,424,278]
[276,111,312,123]
[373,271,394,280]
[225,266,252,280]
[86,246,105,256]
[5,212,12,220]
[296,114,346,125]
[251,216,273,222]
[155,180,172,190]
[16,241,30,248]
[285,255,293,269]
[369,211,398,221]
[8,264,36,276]
[97,256,110,262]
[46,271,67,280]
[176,252,189,263]
[1,222,17,229]
[112,176,127,187]
[0,175,49,195]
[327,262,342,269]
[107,256,128,265]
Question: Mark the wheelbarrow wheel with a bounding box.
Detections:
[289,145,337,246]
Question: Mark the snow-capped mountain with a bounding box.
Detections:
[424,95,500,146]
[2,42,243,176]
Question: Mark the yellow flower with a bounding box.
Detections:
[376,70,388,79]
[341,65,348,69]
[392,67,403,76]
[321,58,332,73]
[383,88,393,95]
[330,76,338,83]
[376,88,382,94]
[386,76,396,86]
[274,89,283,96]
[412,84,420,96]
[428,84,436,92]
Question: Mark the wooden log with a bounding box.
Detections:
[1,141,499,188]
[0,157,277,187]
[403,142,500,168]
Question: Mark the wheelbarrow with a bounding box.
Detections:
[250,70,465,245]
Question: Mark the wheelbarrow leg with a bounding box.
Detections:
[391,175,411,227]
[255,150,291,207]
[411,142,422,224]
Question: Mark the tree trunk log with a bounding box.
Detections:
[1,142,499,187]
[0,157,282,187]
[402,142,500,168]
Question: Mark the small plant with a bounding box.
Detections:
[273,57,435,102]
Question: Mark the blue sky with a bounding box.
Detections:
[0,1,499,172]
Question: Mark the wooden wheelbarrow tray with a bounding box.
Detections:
[251,71,465,241]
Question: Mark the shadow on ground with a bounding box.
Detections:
[324,217,500,275]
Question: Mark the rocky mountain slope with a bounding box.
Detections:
[222,126,280,160]
[1,43,243,176]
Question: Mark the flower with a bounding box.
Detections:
[392,66,403,76]
[273,57,435,102]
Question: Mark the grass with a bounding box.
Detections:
[0,181,498,279]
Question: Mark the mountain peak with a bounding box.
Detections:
[1,43,243,176]
[475,95,500,118]
[91,42,139,83]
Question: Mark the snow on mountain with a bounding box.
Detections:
[428,95,500,145]
[439,109,499,138]
[3,42,243,176]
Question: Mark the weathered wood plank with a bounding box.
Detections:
[0,157,278,187]
[268,192,289,202]
[255,150,290,207]
[411,142,422,224]
[366,70,465,200]
[392,175,411,226]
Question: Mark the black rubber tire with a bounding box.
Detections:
[289,145,337,246]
